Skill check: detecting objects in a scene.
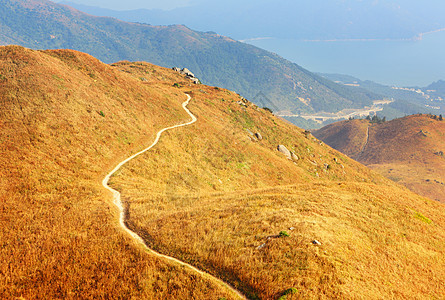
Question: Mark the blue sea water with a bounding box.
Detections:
[246,30,445,87]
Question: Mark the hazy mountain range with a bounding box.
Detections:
[59,0,445,40]
[0,0,381,117]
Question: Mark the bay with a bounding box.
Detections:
[245,30,445,87]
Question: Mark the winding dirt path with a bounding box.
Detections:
[102,94,246,299]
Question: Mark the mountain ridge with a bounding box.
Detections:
[0,0,379,117]
[58,0,445,41]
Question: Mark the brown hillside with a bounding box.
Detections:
[314,115,445,203]
[0,45,238,299]
[1,46,444,299]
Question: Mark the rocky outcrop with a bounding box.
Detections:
[172,67,200,84]
[277,145,292,159]
[277,145,299,162]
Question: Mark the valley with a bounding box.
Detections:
[277,100,393,124]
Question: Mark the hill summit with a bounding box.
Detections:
[314,114,445,203]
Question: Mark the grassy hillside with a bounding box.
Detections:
[0,0,379,115]
[314,115,445,203]
[1,46,444,299]
[0,45,238,299]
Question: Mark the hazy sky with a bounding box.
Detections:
[56,0,445,11]
[55,0,194,10]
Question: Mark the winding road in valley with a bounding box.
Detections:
[102,94,246,299]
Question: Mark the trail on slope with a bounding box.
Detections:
[102,94,246,299]
[357,126,370,158]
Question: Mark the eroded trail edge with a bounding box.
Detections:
[102,94,246,299]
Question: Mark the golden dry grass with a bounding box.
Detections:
[0,46,238,299]
[110,82,445,298]
[1,45,444,299]
[314,115,445,203]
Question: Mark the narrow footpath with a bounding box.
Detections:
[358,126,370,158]
[102,94,246,299]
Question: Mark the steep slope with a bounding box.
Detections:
[0,45,238,299]
[314,115,445,202]
[1,46,444,299]
[0,0,379,115]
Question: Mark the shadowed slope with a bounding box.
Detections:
[314,115,445,202]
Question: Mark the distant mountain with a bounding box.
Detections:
[313,114,445,203]
[59,0,445,41]
[0,0,379,116]
[426,80,445,99]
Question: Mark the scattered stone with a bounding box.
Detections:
[333,157,338,163]
[245,129,254,136]
[309,160,317,166]
[237,101,247,107]
[312,240,322,246]
[291,152,299,161]
[245,129,258,142]
[289,227,295,231]
[188,77,200,84]
[180,68,194,77]
[257,243,266,250]
[277,145,292,160]
[172,67,200,84]
[254,132,263,140]
[249,136,258,142]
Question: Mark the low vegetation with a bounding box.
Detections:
[0,46,236,299]
[314,115,445,203]
[1,46,444,299]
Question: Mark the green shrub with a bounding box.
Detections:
[279,231,290,237]
[278,288,298,299]
[263,107,273,113]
